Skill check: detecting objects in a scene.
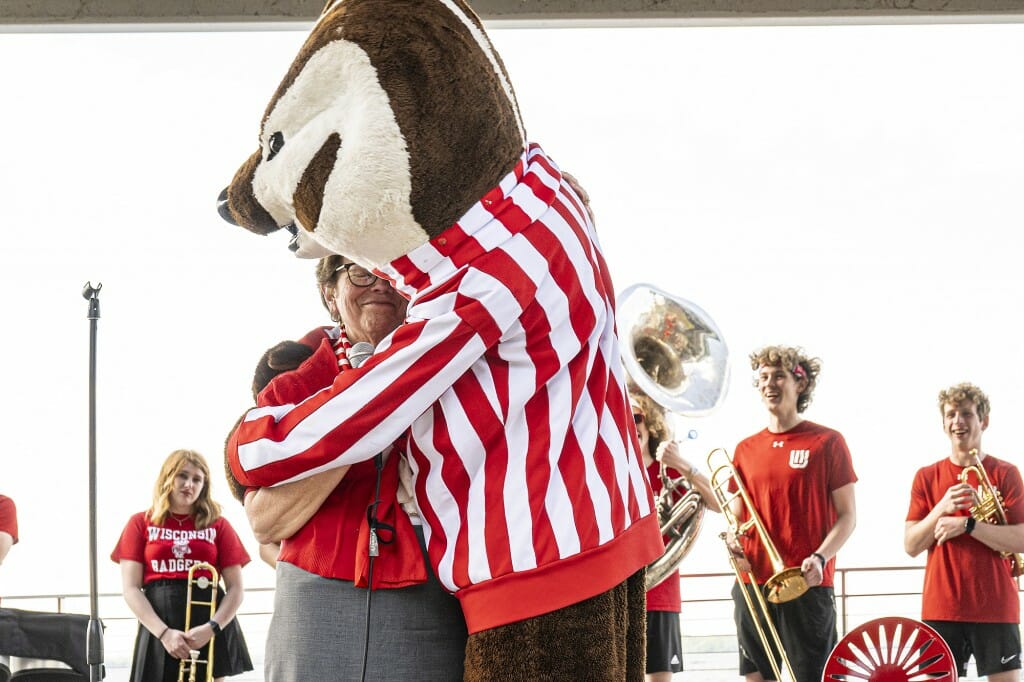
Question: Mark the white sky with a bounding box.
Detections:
[1,22,1023,602]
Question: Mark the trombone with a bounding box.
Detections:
[708,447,807,682]
[959,448,1024,577]
[177,562,219,682]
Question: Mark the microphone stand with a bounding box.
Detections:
[82,283,105,681]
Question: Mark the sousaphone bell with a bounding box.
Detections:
[617,283,730,589]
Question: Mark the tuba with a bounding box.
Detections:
[959,448,1024,577]
[617,283,730,589]
[178,562,219,682]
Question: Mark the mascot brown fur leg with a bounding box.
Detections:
[463,569,646,681]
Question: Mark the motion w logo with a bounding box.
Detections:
[789,449,810,469]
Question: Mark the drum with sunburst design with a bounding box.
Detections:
[822,616,957,681]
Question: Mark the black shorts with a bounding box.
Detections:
[732,582,837,682]
[646,610,683,674]
[925,620,1022,677]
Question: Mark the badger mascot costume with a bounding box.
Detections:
[217,1,664,679]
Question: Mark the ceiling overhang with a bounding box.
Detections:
[2,0,1023,31]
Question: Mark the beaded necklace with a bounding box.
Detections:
[333,323,353,370]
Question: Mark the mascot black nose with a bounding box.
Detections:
[217,187,238,226]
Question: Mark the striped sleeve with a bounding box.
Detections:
[227,265,539,489]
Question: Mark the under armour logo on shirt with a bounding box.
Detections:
[772,441,785,448]
[789,449,810,469]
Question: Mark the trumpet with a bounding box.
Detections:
[959,448,1024,577]
[708,447,806,682]
[177,562,219,682]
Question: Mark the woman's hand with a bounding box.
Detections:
[184,622,215,650]
[160,627,192,660]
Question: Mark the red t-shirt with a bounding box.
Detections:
[906,455,1024,623]
[645,461,683,612]
[0,495,17,543]
[732,420,857,588]
[110,512,250,583]
[0,494,16,604]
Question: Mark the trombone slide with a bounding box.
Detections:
[177,562,219,682]
[723,533,797,682]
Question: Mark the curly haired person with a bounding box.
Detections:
[727,345,857,682]
[905,382,1024,681]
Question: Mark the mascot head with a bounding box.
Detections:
[217,0,526,268]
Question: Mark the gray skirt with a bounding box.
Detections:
[265,530,467,681]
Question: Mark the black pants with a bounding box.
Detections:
[732,582,837,682]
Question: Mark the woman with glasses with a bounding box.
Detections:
[243,255,467,681]
[630,390,719,682]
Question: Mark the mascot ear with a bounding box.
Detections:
[216,150,280,236]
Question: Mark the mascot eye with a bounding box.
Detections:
[267,131,286,161]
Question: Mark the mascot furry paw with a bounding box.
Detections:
[217,1,663,678]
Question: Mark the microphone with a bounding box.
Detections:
[349,341,374,368]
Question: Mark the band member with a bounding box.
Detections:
[0,493,16,672]
[905,382,1024,681]
[242,255,467,680]
[630,392,720,682]
[728,345,857,682]
[0,494,16,572]
[112,449,253,682]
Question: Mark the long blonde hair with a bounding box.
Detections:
[148,449,221,530]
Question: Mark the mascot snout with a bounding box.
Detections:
[216,187,238,226]
[216,150,280,236]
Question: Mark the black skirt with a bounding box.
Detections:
[130,579,253,682]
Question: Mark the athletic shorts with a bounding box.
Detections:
[646,610,683,674]
[925,620,1022,677]
[732,582,837,682]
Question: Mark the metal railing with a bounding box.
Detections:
[3,564,1016,680]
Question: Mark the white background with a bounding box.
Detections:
[1,22,1023,603]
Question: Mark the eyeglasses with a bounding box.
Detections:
[633,412,645,425]
[335,262,379,288]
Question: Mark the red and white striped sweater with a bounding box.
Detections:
[228,144,663,633]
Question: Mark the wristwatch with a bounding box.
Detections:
[964,516,977,535]
[208,619,222,635]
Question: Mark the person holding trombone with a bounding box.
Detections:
[112,449,253,682]
[718,345,857,682]
[904,382,1024,681]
